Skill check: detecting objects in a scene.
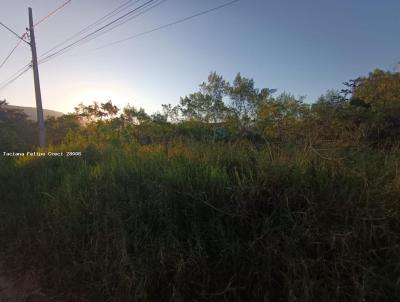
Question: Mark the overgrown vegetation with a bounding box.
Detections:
[1,69,400,301]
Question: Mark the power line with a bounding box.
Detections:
[51,0,143,48]
[38,0,142,61]
[39,0,239,65]
[0,1,148,89]
[86,0,169,44]
[34,0,73,27]
[0,62,32,85]
[0,38,26,70]
[0,1,72,72]
[80,0,143,31]
[0,66,31,91]
[97,0,240,50]
[0,0,240,90]
[0,21,30,45]
[39,0,161,64]
[0,63,32,91]
[40,0,168,64]
[0,31,30,72]
[39,0,160,63]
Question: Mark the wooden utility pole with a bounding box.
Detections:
[28,7,46,147]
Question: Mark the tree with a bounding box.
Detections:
[150,112,168,124]
[0,100,29,123]
[46,114,81,145]
[74,103,90,121]
[74,101,119,121]
[315,90,347,110]
[161,104,180,123]
[227,73,275,132]
[351,69,400,109]
[121,104,150,125]
[180,72,228,123]
[257,93,310,140]
[199,72,229,124]
[0,100,37,149]
[343,70,400,142]
[101,100,119,118]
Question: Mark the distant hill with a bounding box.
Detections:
[3,105,64,121]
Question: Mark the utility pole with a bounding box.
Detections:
[28,7,46,147]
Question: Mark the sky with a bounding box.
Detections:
[0,0,399,114]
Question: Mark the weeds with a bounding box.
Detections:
[0,141,399,301]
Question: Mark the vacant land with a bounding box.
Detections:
[1,70,400,301]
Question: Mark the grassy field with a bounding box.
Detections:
[1,139,400,301]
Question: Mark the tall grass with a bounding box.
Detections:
[0,141,400,301]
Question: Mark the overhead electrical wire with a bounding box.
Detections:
[38,0,161,63]
[39,0,238,65]
[0,37,27,70]
[66,0,169,51]
[38,0,164,64]
[38,0,143,59]
[0,62,32,91]
[86,0,169,42]
[96,0,240,50]
[0,0,72,72]
[39,0,168,64]
[0,21,30,44]
[0,0,240,90]
[34,0,73,27]
[0,0,158,90]
[0,31,29,74]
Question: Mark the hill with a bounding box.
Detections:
[4,105,64,121]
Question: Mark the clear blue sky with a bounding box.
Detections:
[0,0,399,114]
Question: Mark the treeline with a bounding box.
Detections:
[1,69,399,149]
